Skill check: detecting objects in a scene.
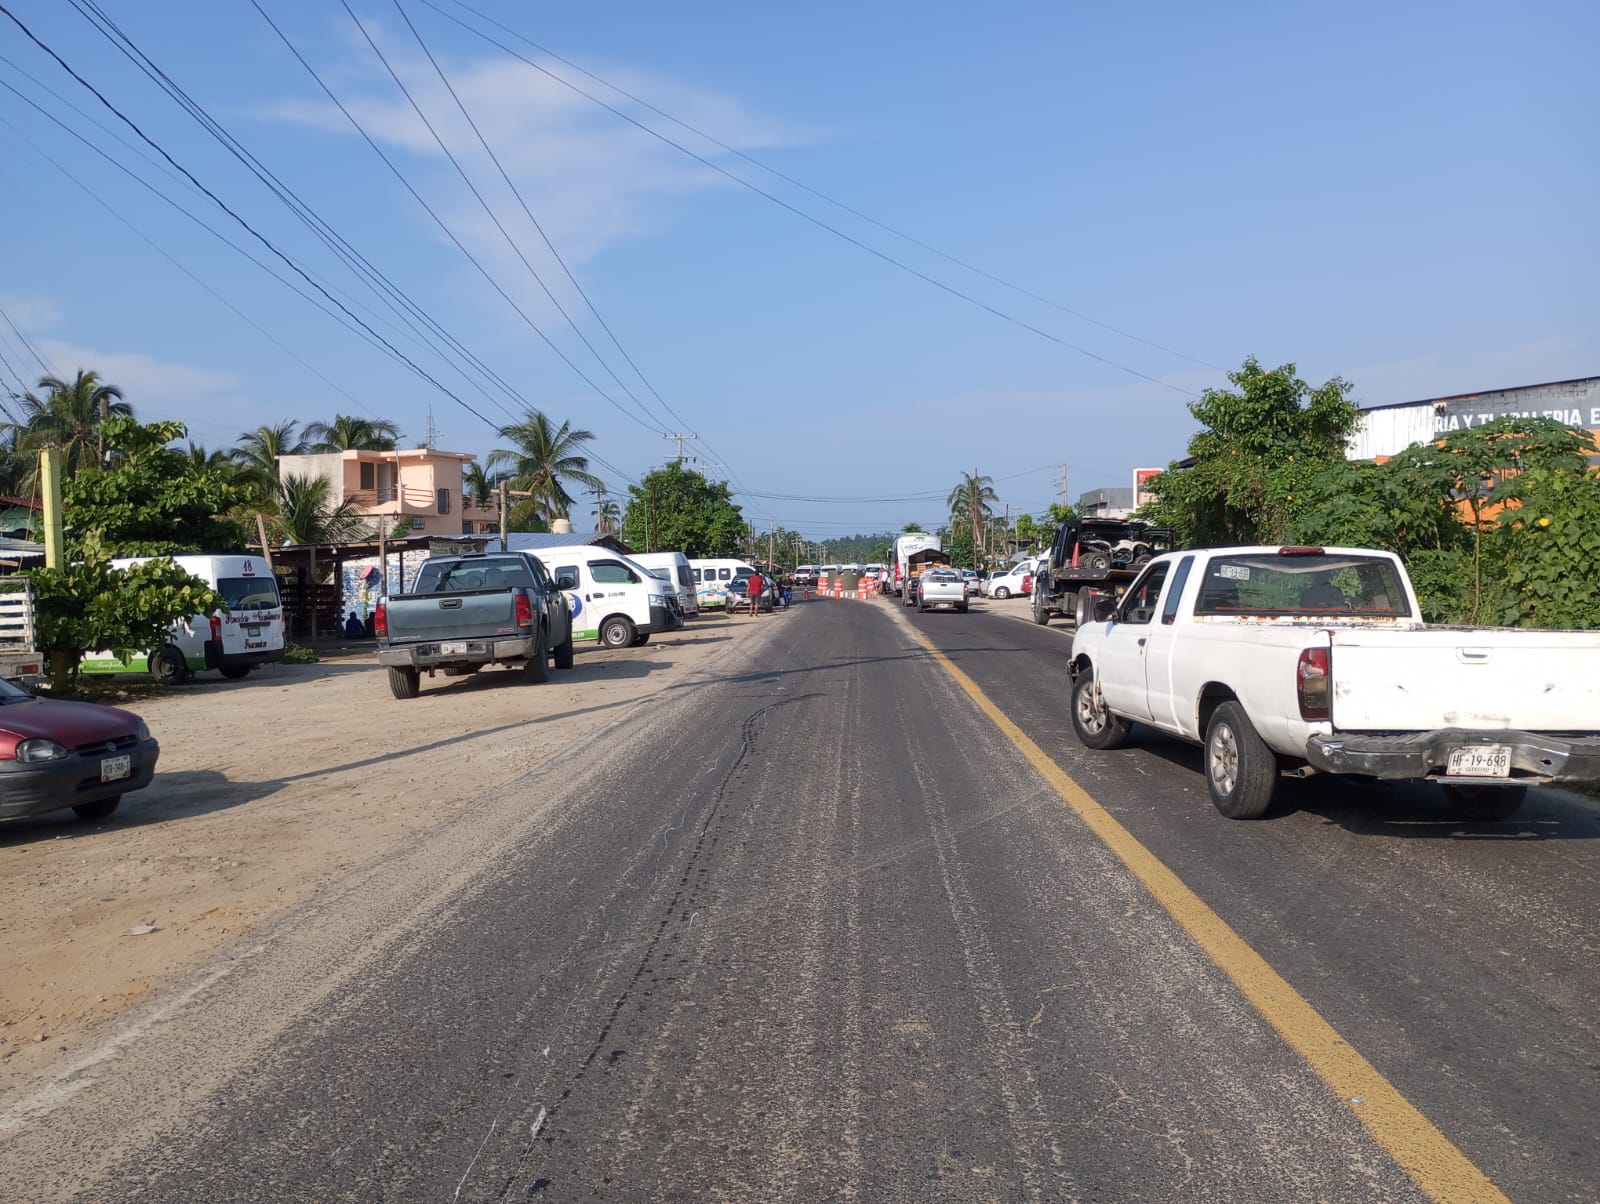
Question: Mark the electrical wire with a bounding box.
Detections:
[435,0,1222,374]
[421,0,1199,396]
[0,296,54,378]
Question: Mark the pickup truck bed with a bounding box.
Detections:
[914,569,969,612]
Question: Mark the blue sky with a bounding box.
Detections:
[0,0,1594,541]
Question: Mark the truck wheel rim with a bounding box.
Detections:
[1076,684,1105,733]
[1210,725,1239,795]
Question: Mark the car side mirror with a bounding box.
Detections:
[556,574,578,590]
[1093,598,1117,622]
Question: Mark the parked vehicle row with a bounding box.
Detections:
[1067,544,1600,821]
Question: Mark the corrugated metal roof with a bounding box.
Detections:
[482,532,633,555]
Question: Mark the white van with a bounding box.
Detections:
[630,551,700,618]
[689,558,754,610]
[81,554,287,684]
[532,545,684,648]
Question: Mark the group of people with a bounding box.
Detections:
[742,570,794,616]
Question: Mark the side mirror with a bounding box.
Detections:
[1093,598,1117,622]
[556,574,578,591]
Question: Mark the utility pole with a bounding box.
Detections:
[498,484,508,549]
[663,433,698,465]
[1053,463,1070,510]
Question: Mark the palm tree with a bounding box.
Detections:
[21,370,132,477]
[947,471,998,557]
[595,498,621,534]
[271,473,375,545]
[231,420,310,506]
[303,414,402,452]
[487,409,603,526]
[462,461,501,512]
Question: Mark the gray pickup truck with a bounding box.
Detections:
[374,552,575,700]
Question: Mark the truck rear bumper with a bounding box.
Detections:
[1305,729,1600,783]
[377,635,537,668]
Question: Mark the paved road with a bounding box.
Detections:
[4,598,1596,1201]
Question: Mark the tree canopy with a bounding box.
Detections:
[621,462,744,557]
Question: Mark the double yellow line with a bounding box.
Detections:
[914,631,1507,1204]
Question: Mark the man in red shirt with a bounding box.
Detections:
[745,571,764,616]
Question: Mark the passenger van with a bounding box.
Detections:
[689,558,755,610]
[81,554,287,684]
[629,551,700,618]
[532,545,684,648]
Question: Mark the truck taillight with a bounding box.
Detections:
[374,602,388,639]
[209,614,222,642]
[1297,646,1331,721]
[514,592,535,628]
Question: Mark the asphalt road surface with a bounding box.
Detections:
[5,597,1597,1202]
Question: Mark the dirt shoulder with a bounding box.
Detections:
[0,608,775,1093]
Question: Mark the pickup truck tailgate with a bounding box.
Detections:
[385,591,520,643]
[1330,628,1600,731]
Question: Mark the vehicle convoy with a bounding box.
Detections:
[690,558,755,610]
[890,534,949,600]
[1032,518,1178,627]
[83,555,286,685]
[374,551,574,699]
[1067,545,1600,821]
[914,567,969,612]
[630,551,700,619]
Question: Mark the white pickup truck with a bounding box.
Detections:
[1067,545,1600,821]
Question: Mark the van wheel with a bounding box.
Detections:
[387,666,420,699]
[523,627,549,683]
[73,796,121,822]
[552,629,575,670]
[994,586,1010,600]
[1070,670,1130,750]
[1205,702,1276,819]
[150,646,190,686]
[218,664,251,680]
[600,616,635,649]
[1442,783,1527,821]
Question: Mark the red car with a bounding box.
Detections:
[0,677,160,823]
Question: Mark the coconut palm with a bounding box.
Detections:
[947,472,998,556]
[270,472,375,546]
[303,414,402,452]
[231,420,309,491]
[20,370,132,478]
[595,498,621,534]
[462,461,501,512]
[487,409,603,526]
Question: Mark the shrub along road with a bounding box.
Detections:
[2,598,1595,1201]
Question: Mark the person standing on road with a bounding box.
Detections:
[746,571,765,616]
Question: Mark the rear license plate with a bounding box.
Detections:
[245,625,261,636]
[1446,744,1511,778]
[439,641,469,655]
[101,755,131,783]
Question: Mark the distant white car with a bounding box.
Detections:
[986,561,1034,599]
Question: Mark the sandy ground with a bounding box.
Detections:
[0,608,775,1093]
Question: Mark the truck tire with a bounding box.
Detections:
[1032,588,1050,625]
[1070,670,1131,750]
[552,628,575,670]
[523,626,549,683]
[1442,783,1527,821]
[150,645,190,687]
[1074,590,1092,628]
[994,586,1010,600]
[600,616,635,649]
[1204,701,1276,819]
[387,666,420,699]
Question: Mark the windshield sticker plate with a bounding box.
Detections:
[1219,565,1251,580]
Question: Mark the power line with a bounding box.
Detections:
[4,4,501,433]
[422,0,1199,396]
[0,296,53,378]
[435,0,1221,374]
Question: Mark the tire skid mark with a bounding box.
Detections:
[896,667,1073,1202]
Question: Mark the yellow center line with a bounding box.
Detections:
[912,629,1508,1204]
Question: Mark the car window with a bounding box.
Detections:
[215,575,281,611]
[589,559,639,585]
[718,568,731,581]
[552,564,579,587]
[1161,556,1194,625]
[1118,562,1171,625]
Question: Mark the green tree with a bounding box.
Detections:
[231,420,310,503]
[901,520,925,533]
[1044,502,1076,527]
[461,461,501,511]
[28,532,226,687]
[488,410,603,526]
[946,472,998,558]
[64,416,247,555]
[303,414,402,452]
[20,369,133,481]
[1140,356,1360,545]
[595,497,621,534]
[621,462,744,556]
[270,473,375,545]
[1014,513,1039,550]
